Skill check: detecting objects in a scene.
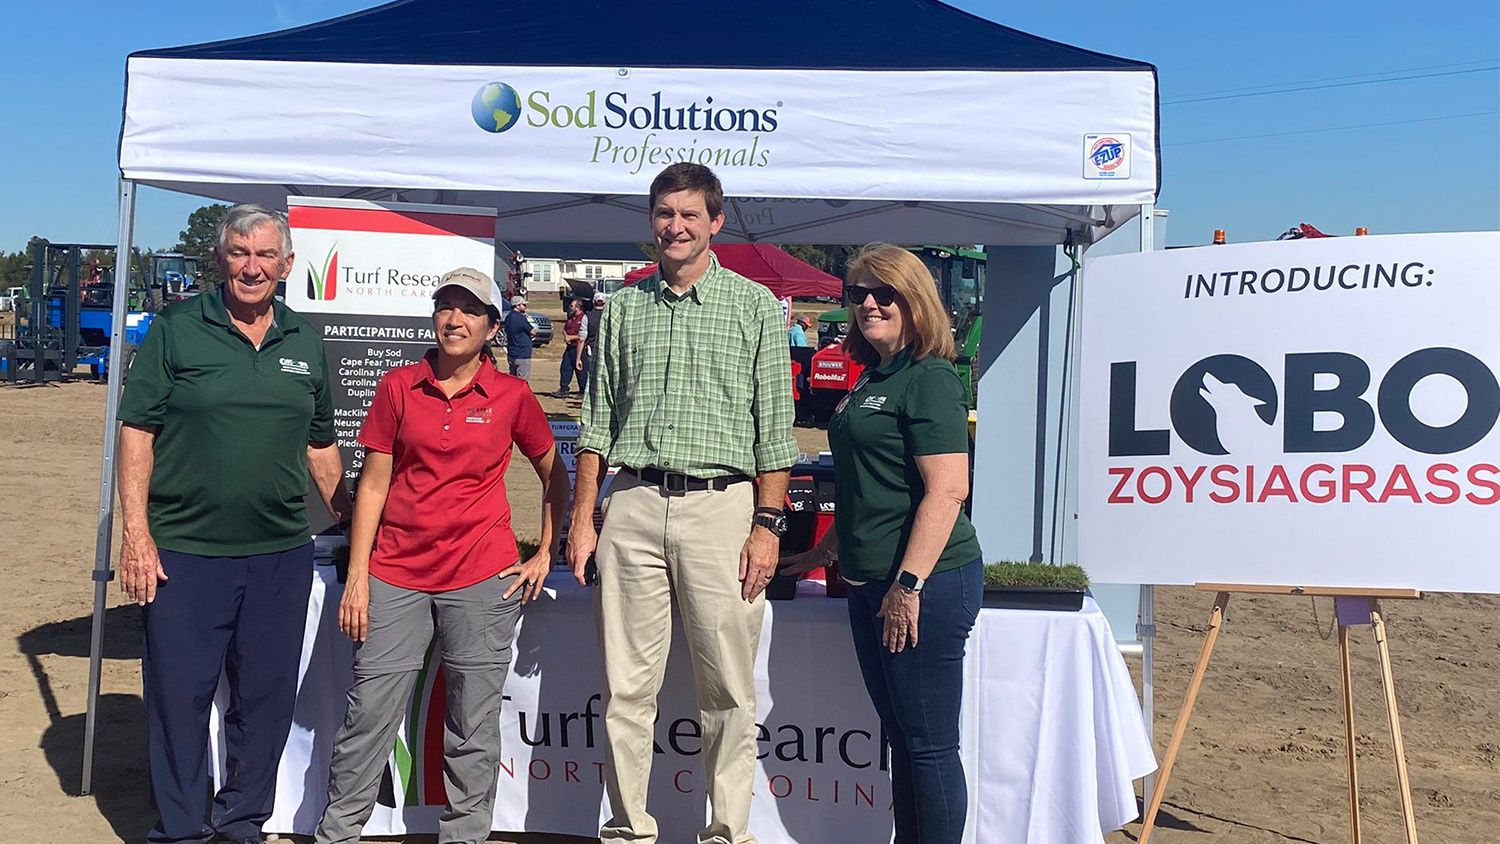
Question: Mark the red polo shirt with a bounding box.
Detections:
[358,352,553,591]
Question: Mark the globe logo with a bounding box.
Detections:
[471,82,522,133]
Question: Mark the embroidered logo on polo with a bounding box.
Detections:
[465,407,494,424]
[835,374,870,415]
[859,395,888,410]
[278,357,311,376]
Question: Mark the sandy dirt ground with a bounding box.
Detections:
[0,299,1494,842]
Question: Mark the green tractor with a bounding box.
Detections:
[813,245,986,407]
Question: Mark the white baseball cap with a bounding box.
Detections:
[432,267,496,307]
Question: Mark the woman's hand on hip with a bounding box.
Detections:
[339,573,370,642]
[505,552,552,603]
[876,584,921,652]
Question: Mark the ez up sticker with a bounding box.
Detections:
[1084,134,1130,180]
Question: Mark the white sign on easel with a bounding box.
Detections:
[1079,232,1500,593]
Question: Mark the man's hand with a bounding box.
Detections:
[504,551,552,603]
[339,572,369,642]
[566,514,598,586]
[739,526,779,601]
[120,528,167,605]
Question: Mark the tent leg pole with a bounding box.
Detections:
[1134,211,1156,811]
[1140,583,1156,808]
[82,178,135,796]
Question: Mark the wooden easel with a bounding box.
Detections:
[1138,583,1423,844]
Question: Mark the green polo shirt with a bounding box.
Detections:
[118,288,334,557]
[577,253,798,478]
[827,350,982,583]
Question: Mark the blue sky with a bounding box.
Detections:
[0,0,1495,252]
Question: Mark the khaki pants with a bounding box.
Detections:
[595,472,763,844]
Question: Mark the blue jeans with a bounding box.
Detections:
[847,559,981,844]
[559,342,581,392]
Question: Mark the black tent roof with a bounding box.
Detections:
[135,0,1151,72]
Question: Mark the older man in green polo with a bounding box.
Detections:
[117,204,350,844]
[567,163,797,844]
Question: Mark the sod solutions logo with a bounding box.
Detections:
[471,82,523,133]
[306,245,338,301]
[469,81,781,175]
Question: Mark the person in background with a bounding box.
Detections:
[503,295,536,381]
[788,313,812,347]
[782,243,984,844]
[579,291,605,396]
[553,297,587,398]
[117,203,351,844]
[568,163,797,844]
[315,267,567,844]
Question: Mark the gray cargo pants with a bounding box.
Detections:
[314,571,523,844]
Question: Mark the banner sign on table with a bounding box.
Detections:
[1079,232,1500,593]
[285,197,499,505]
[222,574,1152,843]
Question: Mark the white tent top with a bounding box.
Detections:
[119,0,1158,245]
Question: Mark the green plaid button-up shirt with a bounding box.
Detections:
[578,253,798,478]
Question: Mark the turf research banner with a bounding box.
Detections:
[1079,232,1500,593]
[284,197,499,499]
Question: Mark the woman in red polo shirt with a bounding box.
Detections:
[314,268,568,844]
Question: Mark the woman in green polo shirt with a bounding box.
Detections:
[784,244,983,844]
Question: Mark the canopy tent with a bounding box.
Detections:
[119,0,1157,246]
[87,0,1161,797]
[623,244,842,299]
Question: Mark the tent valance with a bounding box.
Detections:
[119,0,1157,246]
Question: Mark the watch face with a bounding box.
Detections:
[755,513,787,536]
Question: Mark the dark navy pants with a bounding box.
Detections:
[847,559,982,844]
[142,543,313,843]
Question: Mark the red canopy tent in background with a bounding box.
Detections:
[623,243,842,299]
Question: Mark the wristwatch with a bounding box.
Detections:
[896,570,925,593]
[751,508,788,537]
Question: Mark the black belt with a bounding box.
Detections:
[623,466,751,493]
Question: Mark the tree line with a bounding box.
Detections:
[4,202,864,293]
[0,204,229,291]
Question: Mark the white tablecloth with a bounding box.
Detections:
[213,569,1153,843]
[970,595,1157,841]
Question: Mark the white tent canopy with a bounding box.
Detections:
[119,0,1157,245]
[87,0,1158,791]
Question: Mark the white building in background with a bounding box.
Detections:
[502,242,651,297]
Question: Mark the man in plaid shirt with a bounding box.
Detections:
[568,163,796,844]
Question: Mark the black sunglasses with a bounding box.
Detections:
[845,284,899,307]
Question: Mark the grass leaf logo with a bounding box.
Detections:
[306,244,339,301]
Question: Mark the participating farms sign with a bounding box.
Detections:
[1079,232,1500,593]
[286,198,499,317]
[285,197,498,494]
